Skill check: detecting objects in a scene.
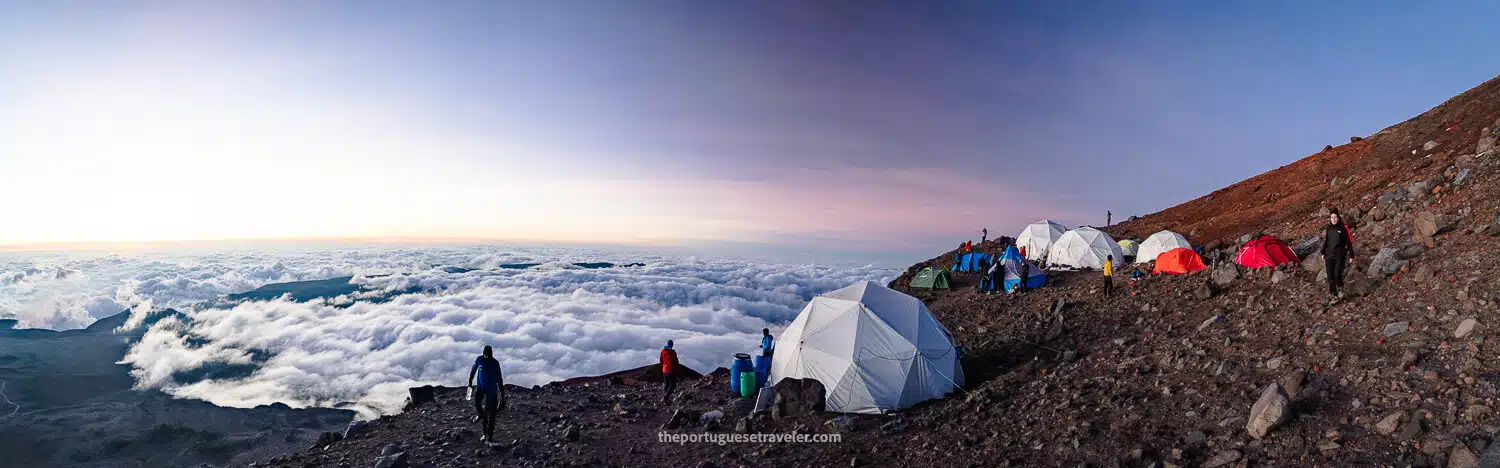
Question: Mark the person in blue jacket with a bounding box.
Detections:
[760,328,774,357]
[467,345,505,445]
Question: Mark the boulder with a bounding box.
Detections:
[1302,251,1325,274]
[375,448,408,468]
[1451,443,1481,468]
[1479,136,1497,154]
[1246,383,1291,439]
[1411,264,1434,283]
[311,431,342,449]
[1397,243,1427,260]
[1454,318,1479,339]
[403,386,438,411]
[1479,441,1500,468]
[344,420,371,439]
[1211,264,1239,287]
[1292,237,1321,258]
[1455,168,1471,187]
[1194,282,1216,301]
[1343,269,1379,297]
[1368,248,1406,278]
[1383,321,1410,338]
[1203,450,1242,468]
[1375,412,1403,435]
[771,378,827,419]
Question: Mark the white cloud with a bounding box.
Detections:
[3,245,894,416]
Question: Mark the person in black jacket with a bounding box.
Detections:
[1322,208,1355,300]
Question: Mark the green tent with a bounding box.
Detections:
[909,267,952,289]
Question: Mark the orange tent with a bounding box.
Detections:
[1152,247,1207,275]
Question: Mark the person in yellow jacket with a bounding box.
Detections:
[1102,255,1115,297]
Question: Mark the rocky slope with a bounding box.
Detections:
[262,76,1500,468]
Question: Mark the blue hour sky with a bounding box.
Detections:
[2,1,1497,265]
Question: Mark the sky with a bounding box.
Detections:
[4,1,1500,265]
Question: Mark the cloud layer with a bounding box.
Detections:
[3,246,894,416]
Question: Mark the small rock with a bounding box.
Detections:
[1211,264,1239,287]
[1271,270,1287,284]
[1376,412,1403,435]
[1400,348,1421,369]
[1318,440,1341,452]
[1203,450,1242,468]
[1185,430,1207,446]
[373,451,408,468]
[1424,140,1439,151]
[1194,282,1216,300]
[1281,371,1305,398]
[1265,357,1283,370]
[735,417,753,433]
[1370,248,1407,277]
[1198,314,1225,331]
[562,425,579,442]
[509,440,533,458]
[1383,321,1410,338]
[344,420,371,439]
[1454,318,1479,338]
[1246,383,1291,439]
[1398,416,1422,441]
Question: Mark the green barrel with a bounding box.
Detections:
[738,371,758,398]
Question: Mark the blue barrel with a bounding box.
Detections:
[753,355,771,389]
[729,353,752,395]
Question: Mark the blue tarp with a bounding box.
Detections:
[951,252,993,272]
[999,246,1046,292]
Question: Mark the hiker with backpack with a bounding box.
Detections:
[660,340,680,403]
[467,345,505,446]
[1102,255,1115,297]
[1323,208,1355,301]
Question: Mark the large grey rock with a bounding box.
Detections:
[344,419,372,439]
[1203,450,1242,468]
[771,378,826,419]
[1246,383,1291,439]
[1368,248,1406,278]
[1194,282,1216,301]
[1455,168,1472,187]
[1411,264,1434,283]
[1211,264,1240,287]
[1397,243,1428,260]
[1451,443,1480,468]
[1479,136,1497,154]
[1302,251,1325,274]
[1454,318,1479,339]
[1375,412,1403,435]
[1479,440,1500,467]
[1383,321,1410,337]
[1343,269,1379,297]
[374,450,408,468]
[1424,140,1440,151]
[1271,270,1288,284]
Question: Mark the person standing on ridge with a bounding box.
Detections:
[1322,208,1355,301]
[1102,255,1115,297]
[981,228,988,243]
[1107,210,1112,226]
[467,345,505,446]
[760,329,774,357]
[660,340,680,404]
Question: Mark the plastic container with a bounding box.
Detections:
[753,355,771,389]
[738,371,758,398]
[729,353,753,395]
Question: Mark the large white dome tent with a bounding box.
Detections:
[1135,230,1194,264]
[1015,220,1068,263]
[1046,227,1126,270]
[769,281,964,414]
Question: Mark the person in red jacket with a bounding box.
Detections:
[660,340,680,404]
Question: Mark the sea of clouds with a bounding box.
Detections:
[1,245,895,416]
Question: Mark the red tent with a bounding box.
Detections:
[1153,248,1207,275]
[1234,235,1298,268]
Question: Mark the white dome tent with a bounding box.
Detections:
[769,281,964,414]
[1046,227,1126,270]
[1135,230,1194,264]
[1015,220,1068,262]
